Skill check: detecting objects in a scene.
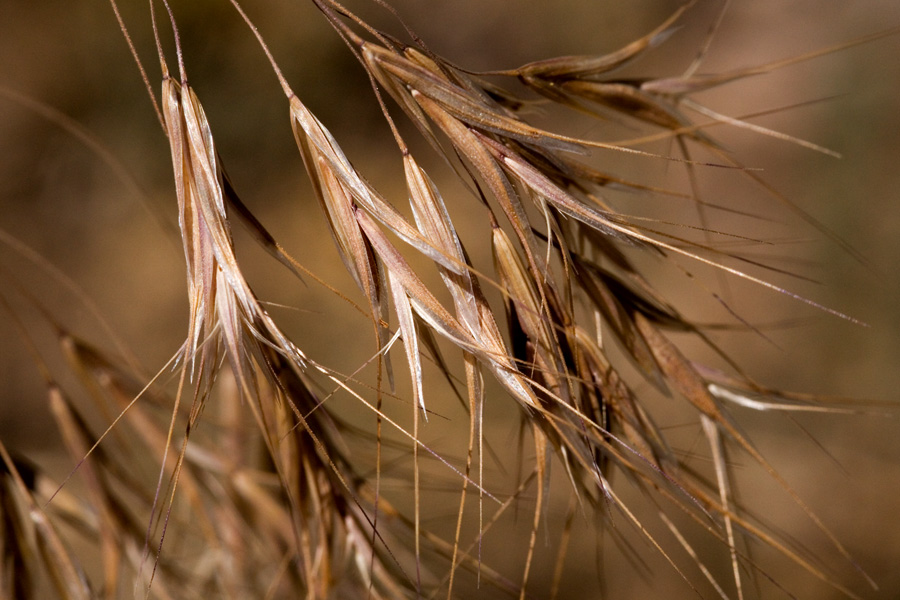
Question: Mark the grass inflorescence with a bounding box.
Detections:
[1,1,898,599]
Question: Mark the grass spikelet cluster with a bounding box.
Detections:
[1,1,898,599]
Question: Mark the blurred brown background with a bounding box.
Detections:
[1,1,899,598]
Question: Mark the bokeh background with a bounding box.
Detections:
[1,1,899,598]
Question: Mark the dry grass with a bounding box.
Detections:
[1,1,899,599]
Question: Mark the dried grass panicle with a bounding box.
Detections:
[1,0,894,598]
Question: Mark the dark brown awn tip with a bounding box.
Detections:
[1,1,896,599]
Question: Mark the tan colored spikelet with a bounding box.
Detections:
[0,442,92,600]
[162,73,311,388]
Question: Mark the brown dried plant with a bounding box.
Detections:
[1,1,897,599]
